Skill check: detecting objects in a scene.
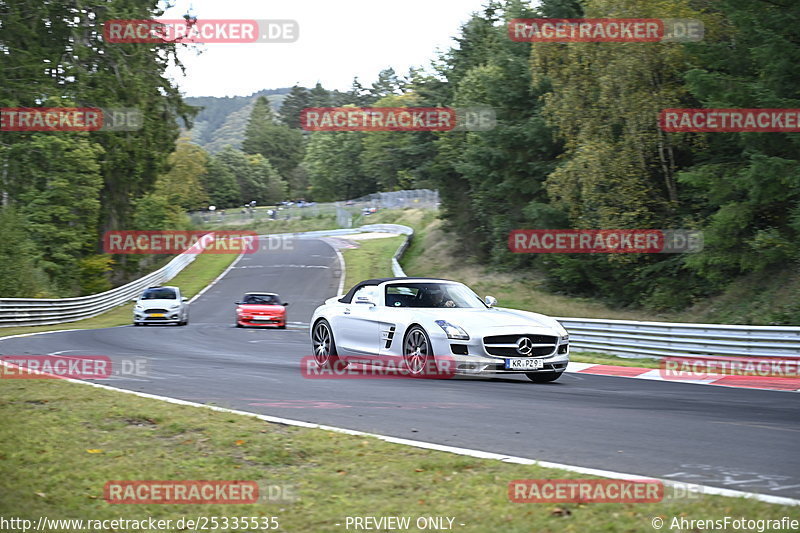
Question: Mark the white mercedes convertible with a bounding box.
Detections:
[310,278,570,382]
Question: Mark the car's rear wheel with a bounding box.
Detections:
[403,326,434,376]
[525,371,563,383]
[313,319,346,368]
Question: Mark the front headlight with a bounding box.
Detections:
[134,304,143,310]
[169,304,180,309]
[435,320,469,340]
[560,334,569,342]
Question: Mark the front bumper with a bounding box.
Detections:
[134,310,182,324]
[237,316,285,327]
[429,333,569,375]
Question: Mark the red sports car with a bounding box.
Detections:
[235,292,288,328]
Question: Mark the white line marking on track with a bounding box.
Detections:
[188,251,244,305]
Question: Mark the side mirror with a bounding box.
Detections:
[181,297,188,302]
[484,295,497,308]
[234,301,243,305]
[282,302,290,307]
[130,299,138,304]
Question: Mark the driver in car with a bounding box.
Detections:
[431,288,456,308]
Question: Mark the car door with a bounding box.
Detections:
[379,285,421,358]
[335,286,383,357]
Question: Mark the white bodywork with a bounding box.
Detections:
[133,285,189,326]
[310,279,569,376]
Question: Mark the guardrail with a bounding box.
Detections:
[555,318,800,359]
[361,224,413,277]
[0,235,216,328]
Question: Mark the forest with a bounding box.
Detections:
[1,0,798,321]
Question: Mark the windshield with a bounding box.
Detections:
[385,283,486,309]
[141,288,177,300]
[242,294,280,305]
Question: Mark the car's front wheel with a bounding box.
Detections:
[312,319,346,368]
[525,371,563,383]
[403,326,435,376]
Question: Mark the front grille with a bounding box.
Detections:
[483,334,558,357]
[146,309,168,314]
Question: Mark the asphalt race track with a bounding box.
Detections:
[2,236,799,500]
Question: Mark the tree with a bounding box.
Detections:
[0,207,46,297]
[309,82,332,107]
[279,85,311,129]
[201,154,241,208]
[242,96,305,178]
[369,68,406,99]
[676,0,800,285]
[9,134,105,295]
[0,0,194,295]
[211,147,288,206]
[360,94,429,191]
[153,141,210,210]
[304,131,375,201]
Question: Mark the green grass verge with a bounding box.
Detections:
[204,213,341,235]
[0,253,238,340]
[342,236,404,290]
[0,378,791,532]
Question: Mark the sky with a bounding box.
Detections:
[160,0,492,98]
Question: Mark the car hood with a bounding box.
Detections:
[237,304,284,313]
[137,299,180,309]
[414,307,565,334]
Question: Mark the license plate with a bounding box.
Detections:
[150,313,165,318]
[505,358,544,370]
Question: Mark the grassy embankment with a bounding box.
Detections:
[1,377,793,532]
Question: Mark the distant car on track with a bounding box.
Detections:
[133,286,189,326]
[310,278,569,382]
[235,292,289,328]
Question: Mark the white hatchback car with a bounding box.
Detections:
[133,286,189,326]
[310,278,570,382]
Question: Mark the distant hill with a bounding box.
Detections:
[184,88,291,153]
